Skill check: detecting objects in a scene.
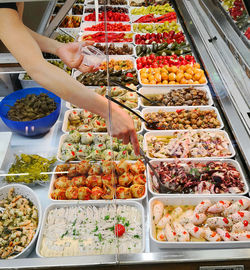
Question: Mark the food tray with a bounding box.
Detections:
[78,31,134,43]
[138,69,208,87]
[62,108,143,133]
[147,158,249,196]
[83,11,131,23]
[66,84,140,110]
[93,42,136,56]
[0,132,12,170]
[86,0,129,5]
[83,5,130,15]
[53,4,85,16]
[56,27,80,39]
[0,184,42,259]
[143,130,236,159]
[48,160,147,202]
[18,73,42,89]
[149,195,250,248]
[98,55,136,70]
[130,14,178,24]
[57,132,143,162]
[141,106,224,131]
[131,22,182,34]
[138,86,213,107]
[81,21,132,32]
[36,200,145,257]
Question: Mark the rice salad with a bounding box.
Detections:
[39,204,143,257]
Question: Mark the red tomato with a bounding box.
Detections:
[115,224,125,237]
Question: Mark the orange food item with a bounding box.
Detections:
[168,73,176,81]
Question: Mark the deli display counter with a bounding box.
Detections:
[0,0,249,269]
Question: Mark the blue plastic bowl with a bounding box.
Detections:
[0,88,61,136]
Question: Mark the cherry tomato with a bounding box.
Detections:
[115,224,125,237]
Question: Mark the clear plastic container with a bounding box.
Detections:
[81,45,106,68]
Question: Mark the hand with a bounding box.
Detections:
[105,103,140,156]
[56,41,97,73]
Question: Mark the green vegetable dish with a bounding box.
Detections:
[59,131,143,161]
[7,93,57,122]
[6,154,56,184]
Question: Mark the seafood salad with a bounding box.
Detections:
[144,108,221,130]
[0,188,38,259]
[39,204,143,257]
[146,131,232,158]
[150,161,246,194]
[65,109,141,132]
[152,198,250,243]
[51,160,146,200]
[59,131,143,161]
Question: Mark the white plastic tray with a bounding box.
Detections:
[36,200,145,257]
[48,160,147,202]
[62,108,143,133]
[81,21,132,32]
[138,68,208,87]
[143,130,236,159]
[141,106,223,131]
[18,73,42,89]
[93,42,136,56]
[147,158,249,196]
[65,85,140,110]
[0,184,42,259]
[98,55,136,71]
[149,195,250,248]
[78,31,134,43]
[86,0,128,5]
[131,14,178,24]
[138,86,213,107]
[0,132,12,170]
[132,22,182,34]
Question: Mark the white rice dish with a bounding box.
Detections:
[39,204,143,257]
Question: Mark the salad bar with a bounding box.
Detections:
[0,0,250,269]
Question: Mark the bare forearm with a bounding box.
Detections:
[27,28,62,55]
[31,61,110,119]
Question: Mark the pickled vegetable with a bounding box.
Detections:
[131,4,174,15]
[6,154,56,184]
[7,93,57,121]
[133,21,180,34]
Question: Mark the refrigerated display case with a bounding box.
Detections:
[0,0,250,269]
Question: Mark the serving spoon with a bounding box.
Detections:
[105,95,159,129]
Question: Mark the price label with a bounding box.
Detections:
[200,266,244,270]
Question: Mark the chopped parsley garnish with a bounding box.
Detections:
[92,226,98,232]
[72,219,77,226]
[61,230,68,239]
[124,221,130,227]
[133,235,140,239]
[94,233,103,242]
[104,215,110,220]
[130,228,135,231]
[106,226,115,232]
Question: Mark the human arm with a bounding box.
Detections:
[0,8,139,154]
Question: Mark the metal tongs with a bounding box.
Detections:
[139,147,174,194]
[110,80,160,106]
[105,95,159,129]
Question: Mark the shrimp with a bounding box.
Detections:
[203,227,221,242]
[194,200,212,214]
[191,213,207,225]
[156,213,172,229]
[216,228,234,241]
[156,229,166,241]
[184,223,205,239]
[228,211,250,223]
[207,200,231,214]
[152,200,164,225]
[173,222,190,242]
[223,198,250,216]
[206,217,233,229]
[171,207,183,219]
[231,231,250,241]
[232,221,250,233]
[164,223,177,242]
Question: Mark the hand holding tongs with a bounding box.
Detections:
[110,80,160,106]
[105,95,159,129]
